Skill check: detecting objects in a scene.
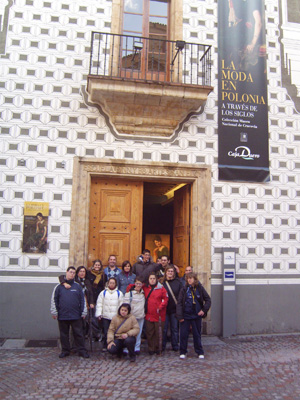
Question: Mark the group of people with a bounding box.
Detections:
[50,250,211,362]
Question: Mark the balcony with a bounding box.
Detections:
[87,32,213,138]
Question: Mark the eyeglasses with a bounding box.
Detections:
[135,283,143,286]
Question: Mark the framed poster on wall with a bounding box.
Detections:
[22,202,49,253]
[145,234,170,262]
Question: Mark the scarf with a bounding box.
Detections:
[78,278,87,292]
[91,269,103,286]
[188,285,197,305]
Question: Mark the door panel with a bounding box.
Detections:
[88,178,143,268]
[99,233,130,261]
[100,189,131,222]
[173,184,190,276]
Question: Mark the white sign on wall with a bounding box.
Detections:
[224,251,235,265]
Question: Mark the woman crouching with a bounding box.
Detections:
[107,303,140,362]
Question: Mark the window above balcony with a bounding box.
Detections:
[87,32,213,139]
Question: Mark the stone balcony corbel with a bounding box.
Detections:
[87,76,213,138]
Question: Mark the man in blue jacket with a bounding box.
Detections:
[51,266,89,358]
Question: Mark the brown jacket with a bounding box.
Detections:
[107,314,140,344]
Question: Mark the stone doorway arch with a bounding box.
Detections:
[69,158,212,331]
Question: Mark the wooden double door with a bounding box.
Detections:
[88,177,190,272]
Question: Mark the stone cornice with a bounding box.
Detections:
[80,158,210,180]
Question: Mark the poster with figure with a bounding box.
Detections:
[145,234,170,263]
[22,202,49,253]
[218,0,270,182]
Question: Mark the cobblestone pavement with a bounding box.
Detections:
[1,334,300,400]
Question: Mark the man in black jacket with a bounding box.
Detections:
[51,266,89,358]
[132,249,160,283]
[176,272,211,360]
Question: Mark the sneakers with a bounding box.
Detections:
[179,353,204,359]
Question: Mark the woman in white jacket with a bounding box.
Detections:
[124,277,145,354]
[96,277,123,349]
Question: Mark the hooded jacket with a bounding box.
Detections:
[107,313,140,344]
[95,287,124,320]
[132,257,160,284]
[143,282,168,322]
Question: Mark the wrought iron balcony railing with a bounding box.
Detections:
[89,32,212,87]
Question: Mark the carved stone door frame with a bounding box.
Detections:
[69,157,211,325]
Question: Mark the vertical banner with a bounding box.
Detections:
[218,0,269,182]
[22,202,49,253]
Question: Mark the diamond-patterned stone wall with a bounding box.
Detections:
[0,0,299,276]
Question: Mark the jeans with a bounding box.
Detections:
[135,318,144,351]
[102,318,111,347]
[123,318,144,353]
[108,337,136,358]
[162,313,179,351]
[179,317,204,355]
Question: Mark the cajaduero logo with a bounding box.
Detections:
[228,146,260,161]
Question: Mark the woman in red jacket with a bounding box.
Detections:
[143,273,168,355]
